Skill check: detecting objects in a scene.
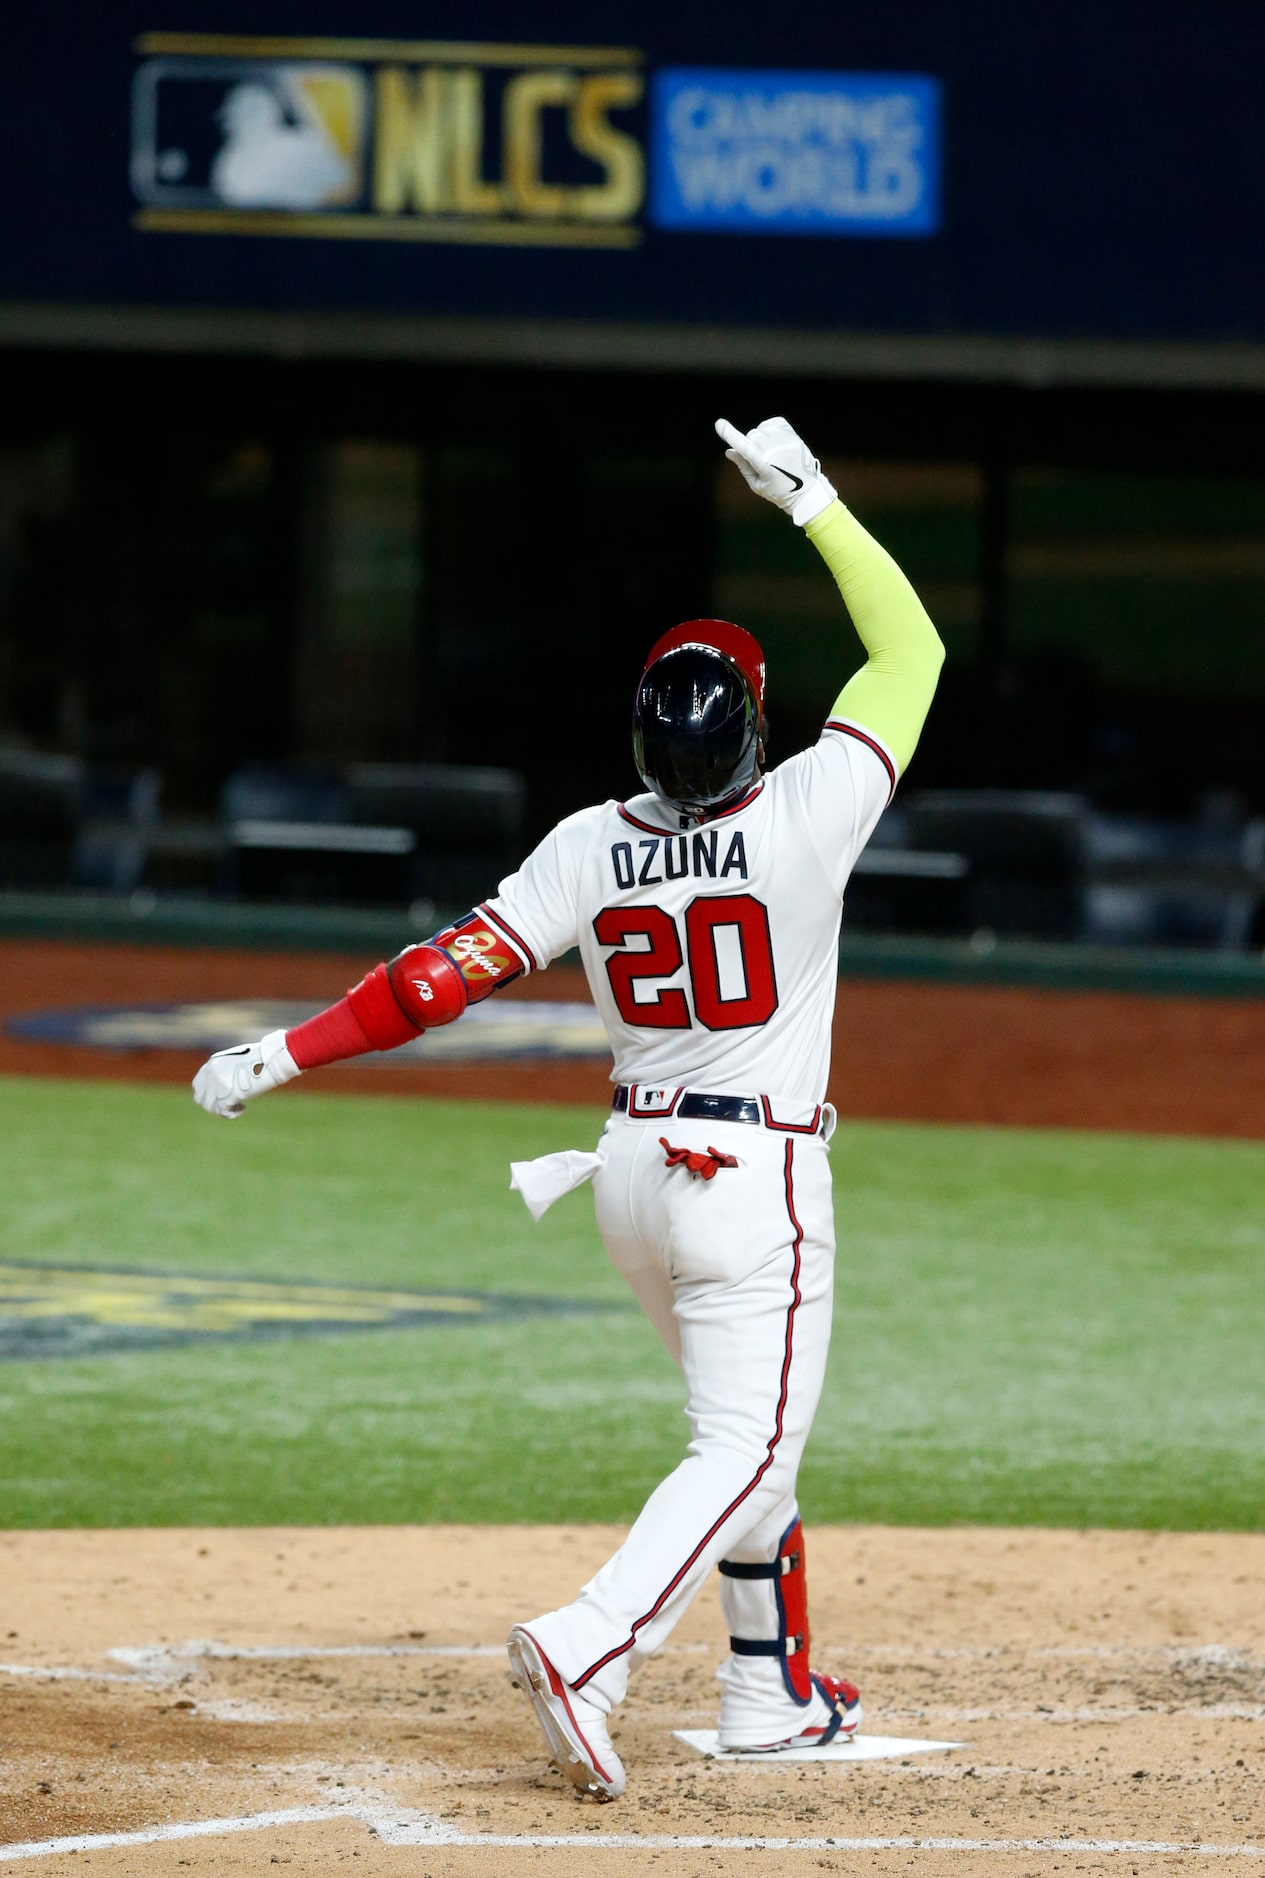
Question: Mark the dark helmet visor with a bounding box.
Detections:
[632,646,760,813]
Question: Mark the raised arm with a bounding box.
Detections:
[716,416,944,775]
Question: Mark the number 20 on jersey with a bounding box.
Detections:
[593,894,778,1031]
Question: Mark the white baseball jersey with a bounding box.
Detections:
[481,716,895,1107]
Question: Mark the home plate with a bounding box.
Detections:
[674,1731,966,1764]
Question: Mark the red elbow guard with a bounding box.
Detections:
[345,946,468,1051]
[387,943,469,1028]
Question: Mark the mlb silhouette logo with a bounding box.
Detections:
[132,58,367,210]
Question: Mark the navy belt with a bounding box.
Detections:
[612,1084,760,1125]
[612,1086,810,1129]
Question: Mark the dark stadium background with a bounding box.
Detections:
[2,1,1264,949]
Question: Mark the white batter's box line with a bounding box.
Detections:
[1032,1643,1265,1665]
[4,1805,1265,1861]
[675,1729,966,1764]
[106,1640,504,1679]
[0,1809,330,1863]
[103,1637,713,1682]
[12,1637,683,1691]
[0,1662,138,1684]
[847,1643,1265,1665]
[379,1830,1265,1855]
[109,1637,708,1664]
[192,1698,299,1723]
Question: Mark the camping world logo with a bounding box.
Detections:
[130,31,645,247]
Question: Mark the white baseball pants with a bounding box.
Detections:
[526,1102,836,1721]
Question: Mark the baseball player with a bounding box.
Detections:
[193,415,944,1800]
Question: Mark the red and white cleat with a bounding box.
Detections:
[719,1673,862,1753]
[507,1624,626,1801]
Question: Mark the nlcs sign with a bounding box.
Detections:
[131,33,645,249]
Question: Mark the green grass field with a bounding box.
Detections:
[0,1073,1262,1530]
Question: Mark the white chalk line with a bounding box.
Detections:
[399,1834,1265,1856]
[857,1644,1265,1666]
[0,1663,136,1684]
[2,1638,711,1689]
[0,1645,502,1692]
[0,1808,329,1863]
[110,1639,711,1665]
[3,1804,1264,1860]
[108,1641,503,1671]
[192,1698,296,1723]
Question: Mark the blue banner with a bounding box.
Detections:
[0,4,1260,345]
[650,69,940,235]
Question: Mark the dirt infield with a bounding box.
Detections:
[3,1524,1263,1874]
[2,937,1265,1136]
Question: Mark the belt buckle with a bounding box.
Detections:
[678,1091,760,1126]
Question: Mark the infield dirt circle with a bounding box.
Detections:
[4,1525,1264,1875]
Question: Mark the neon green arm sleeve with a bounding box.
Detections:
[803,497,945,777]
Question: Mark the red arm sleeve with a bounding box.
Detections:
[286,996,373,1071]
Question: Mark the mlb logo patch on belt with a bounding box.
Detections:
[626,1085,682,1118]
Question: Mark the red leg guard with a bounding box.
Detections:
[719,1514,813,1706]
[774,1517,813,1703]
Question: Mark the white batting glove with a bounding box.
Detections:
[715,415,837,527]
[192,1029,301,1119]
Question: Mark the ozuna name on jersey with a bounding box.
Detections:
[610,829,748,891]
